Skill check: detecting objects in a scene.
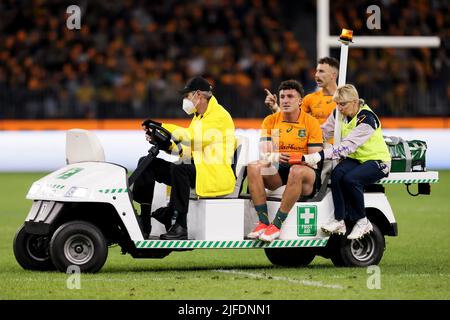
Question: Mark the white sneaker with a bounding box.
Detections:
[347,219,373,240]
[321,219,346,235]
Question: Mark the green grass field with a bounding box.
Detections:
[1,171,449,300]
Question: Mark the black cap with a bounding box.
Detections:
[179,76,212,94]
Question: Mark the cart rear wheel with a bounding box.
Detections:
[13,225,55,271]
[331,223,385,267]
[327,235,346,267]
[50,221,108,273]
[264,248,316,267]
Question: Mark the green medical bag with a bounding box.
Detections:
[384,136,427,172]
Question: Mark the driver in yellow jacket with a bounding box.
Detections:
[133,77,236,240]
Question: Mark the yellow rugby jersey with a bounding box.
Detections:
[302,89,336,125]
[260,109,323,155]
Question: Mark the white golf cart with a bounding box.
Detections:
[13,125,439,273]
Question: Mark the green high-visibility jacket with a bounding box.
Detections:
[341,104,391,163]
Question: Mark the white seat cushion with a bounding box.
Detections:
[66,129,105,164]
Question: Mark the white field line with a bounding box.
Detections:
[213,269,345,290]
[7,273,449,285]
[331,273,450,279]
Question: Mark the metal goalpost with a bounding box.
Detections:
[316,0,441,148]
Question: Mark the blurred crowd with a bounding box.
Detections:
[330,0,449,116]
[0,0,448,119]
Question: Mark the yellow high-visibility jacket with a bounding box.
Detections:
[162,96,236,197]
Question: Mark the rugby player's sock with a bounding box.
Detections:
[273,209,289,229]
[254,204,270,225]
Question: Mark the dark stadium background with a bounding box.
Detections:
[0,0,448,121]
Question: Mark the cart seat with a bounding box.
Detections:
[66,129,105,164]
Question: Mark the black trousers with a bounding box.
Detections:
[331,158,387,221]
[133,157,196,228]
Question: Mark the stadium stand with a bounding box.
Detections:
[0,0,448,119]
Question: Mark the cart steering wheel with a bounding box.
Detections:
[147,123,182,154]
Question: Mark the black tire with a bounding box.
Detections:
[264,248,316,267]
[13,224,55,271]
[50,221,108,273]
[326,235,346,267]
[331,224,385,267]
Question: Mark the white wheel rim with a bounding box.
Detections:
[64,234,95,265]
[350,235,375,262]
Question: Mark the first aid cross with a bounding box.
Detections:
[297,206,317,236]
[301,208,314,224]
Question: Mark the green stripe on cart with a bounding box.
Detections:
[134,238,329,249]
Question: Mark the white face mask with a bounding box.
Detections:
[182,92,199,115]
[182,98,196,115]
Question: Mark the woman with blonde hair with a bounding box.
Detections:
[302,84,391,239]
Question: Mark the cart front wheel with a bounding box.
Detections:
[13,224,55,271]
[50,221,108,273]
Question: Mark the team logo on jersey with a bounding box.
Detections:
[298,129,306,138]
